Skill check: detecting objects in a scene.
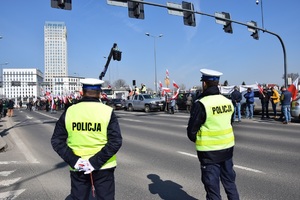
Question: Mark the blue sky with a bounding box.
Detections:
[0,0,299,90]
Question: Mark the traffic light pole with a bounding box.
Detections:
[117,0,288,87]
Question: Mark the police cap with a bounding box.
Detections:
[80,78,104,91]
[200,69,223,81]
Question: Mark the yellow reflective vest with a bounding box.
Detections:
[196,95,235,152]
[65,102,117,170]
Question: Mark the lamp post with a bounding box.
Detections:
[0,62,8,83]
[145,33,163,94]
[256,0,265,29]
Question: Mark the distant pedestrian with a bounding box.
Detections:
[170,97,176,114]
[19,100,23,109]
[259,88,270,119]
[231,86,242,122]
[244,88,254,119]
[7,99,15,117]
[280,86,292,124]
[186,94,193,113]
[270,87,280,118]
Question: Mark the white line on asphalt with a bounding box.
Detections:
[120,118,143,122]
[0,170,15,176]
[177,151,265,174]
[0,161,22,164]
[6,120,40,164]
[0,189,25,199]
[0,177,22,186]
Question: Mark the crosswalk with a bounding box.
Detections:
[0,164,25,199]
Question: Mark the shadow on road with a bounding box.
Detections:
[147,174,198,200]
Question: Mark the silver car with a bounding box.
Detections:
[291,95,300,119]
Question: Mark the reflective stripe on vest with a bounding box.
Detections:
[65,102,117,170]
[196,95,235,151]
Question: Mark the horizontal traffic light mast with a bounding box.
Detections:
[50,0,288,87]
[107,0,287,87]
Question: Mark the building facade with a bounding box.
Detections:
[44,21,68,92]
[47,75,83,97]
[2,68,43,101]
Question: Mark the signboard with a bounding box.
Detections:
[167,2,183,16]
[107,0,128,7]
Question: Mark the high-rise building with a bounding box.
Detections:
[44,21,68,92]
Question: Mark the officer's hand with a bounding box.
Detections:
[74,158,87,171]
[83,160,95,174]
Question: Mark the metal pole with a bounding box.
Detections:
[153,37,157,94]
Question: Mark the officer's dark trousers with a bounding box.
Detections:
[66,168,115,200]
[201,158,239,200]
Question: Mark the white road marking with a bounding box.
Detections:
[0,177,21,186]
[120,118,143,122]
[0,189,25,200]
[0,170,15,176]
[0,161,23,164]
[177,151,265,174]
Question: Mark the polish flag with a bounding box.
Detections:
[173,81,179,89]
[159,81,163,88]
[288,77,299,100]
[172,88,180,99]
[166,69,169,78]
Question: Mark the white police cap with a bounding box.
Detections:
[80,78,104,90]
[200,68,223,81]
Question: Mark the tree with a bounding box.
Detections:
[179,83,186,90]
[113,79,127,89]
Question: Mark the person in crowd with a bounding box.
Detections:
[187,69,239,200]
[19,100,23,109]
[231,86,242,122]
[7,99,15,117]
[28,100,33,111]
[3,100,8,117]
[134,86,140,95]
[51,78,122,200]
[170,97,176,114]
[259,88,270,119]
[270,86,280,119]
[243,87,254,119]
[0,99,3,118]
[186,94,193,113]
[140,83,147,93]
[280,86,292,124]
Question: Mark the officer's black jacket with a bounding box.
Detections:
[187,85,234,164]
[51,96,122,170]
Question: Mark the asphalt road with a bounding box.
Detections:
[0,108,299,200]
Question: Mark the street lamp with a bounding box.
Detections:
[145,32,163,94]
[256,0,265,29]
[0,62,8,82]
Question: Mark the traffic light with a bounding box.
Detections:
[128,1,144,19]
[182,1,196,27]
[215,12,233,34]
[51,0,72,10]
[247,21,259,40]
[113,49,122,61]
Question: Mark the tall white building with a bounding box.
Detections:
[2,68,43,101]
[44,21,68,92]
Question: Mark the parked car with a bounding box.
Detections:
[108,98,125,110]
[291,94,300,119]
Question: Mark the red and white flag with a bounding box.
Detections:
[173,81,179,89]
[288,77,299,100]
[172,88,180,99]
[166,69,169,78]
[159,81,163,88]
[256,82,264,94]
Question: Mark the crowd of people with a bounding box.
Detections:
[230,85,293,124]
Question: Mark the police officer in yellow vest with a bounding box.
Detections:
[51,78,122,200]
[187,69,239,200]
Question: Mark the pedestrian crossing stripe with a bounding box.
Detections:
[0,170,15,176]
[0,177,22,186]
[0,189,25,200]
